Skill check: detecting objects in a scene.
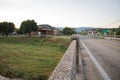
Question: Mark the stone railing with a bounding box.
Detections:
[48,40,76,80]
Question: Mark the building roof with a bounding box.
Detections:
[38,24,55,30]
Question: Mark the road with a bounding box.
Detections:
[80,38,120,80]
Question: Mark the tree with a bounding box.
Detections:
[8,22,15,33]
[15,28,22,34]
[0,22,15,37]
[0,23,3,35]
[79,31,87,35]
[116,26,120,35]
[71,28,77,34]
[20,20,38,37]
[62,27,76,35]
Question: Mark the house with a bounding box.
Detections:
[88,31,97,36]
[38,24,59,35]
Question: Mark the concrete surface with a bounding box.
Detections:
[82,46,104,80]
[81,38,120,80]
[49,40,76,80]
[0,75,21,80]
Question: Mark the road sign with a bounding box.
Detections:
[102,29,108,33]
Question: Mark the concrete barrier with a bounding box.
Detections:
[104,37,120,41]
[48,40,76,80]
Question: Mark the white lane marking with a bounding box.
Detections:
[80,39,111,80]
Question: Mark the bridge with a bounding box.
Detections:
[49,35,120,80]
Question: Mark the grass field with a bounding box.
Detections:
[0,37,71,80]
[54,35,71,39]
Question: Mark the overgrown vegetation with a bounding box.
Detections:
[0,37,71,80]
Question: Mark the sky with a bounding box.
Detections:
[0,0,120,28]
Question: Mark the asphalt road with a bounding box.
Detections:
[81,38,120,80]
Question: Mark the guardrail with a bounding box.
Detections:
[48,40,77,80]
[72,35,86,80]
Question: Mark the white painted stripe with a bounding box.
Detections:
[80,39,111,80]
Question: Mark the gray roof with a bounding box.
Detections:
[38,24,54,30]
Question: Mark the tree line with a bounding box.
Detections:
[0,20,38,37]
[1,19,119,37]
[0,19,77,37]
[0,22,15,37]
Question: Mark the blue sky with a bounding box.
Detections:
[0,0,120,28]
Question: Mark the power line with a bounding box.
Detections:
[100,20,120,28]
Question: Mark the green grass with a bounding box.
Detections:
[0,37,71,80]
